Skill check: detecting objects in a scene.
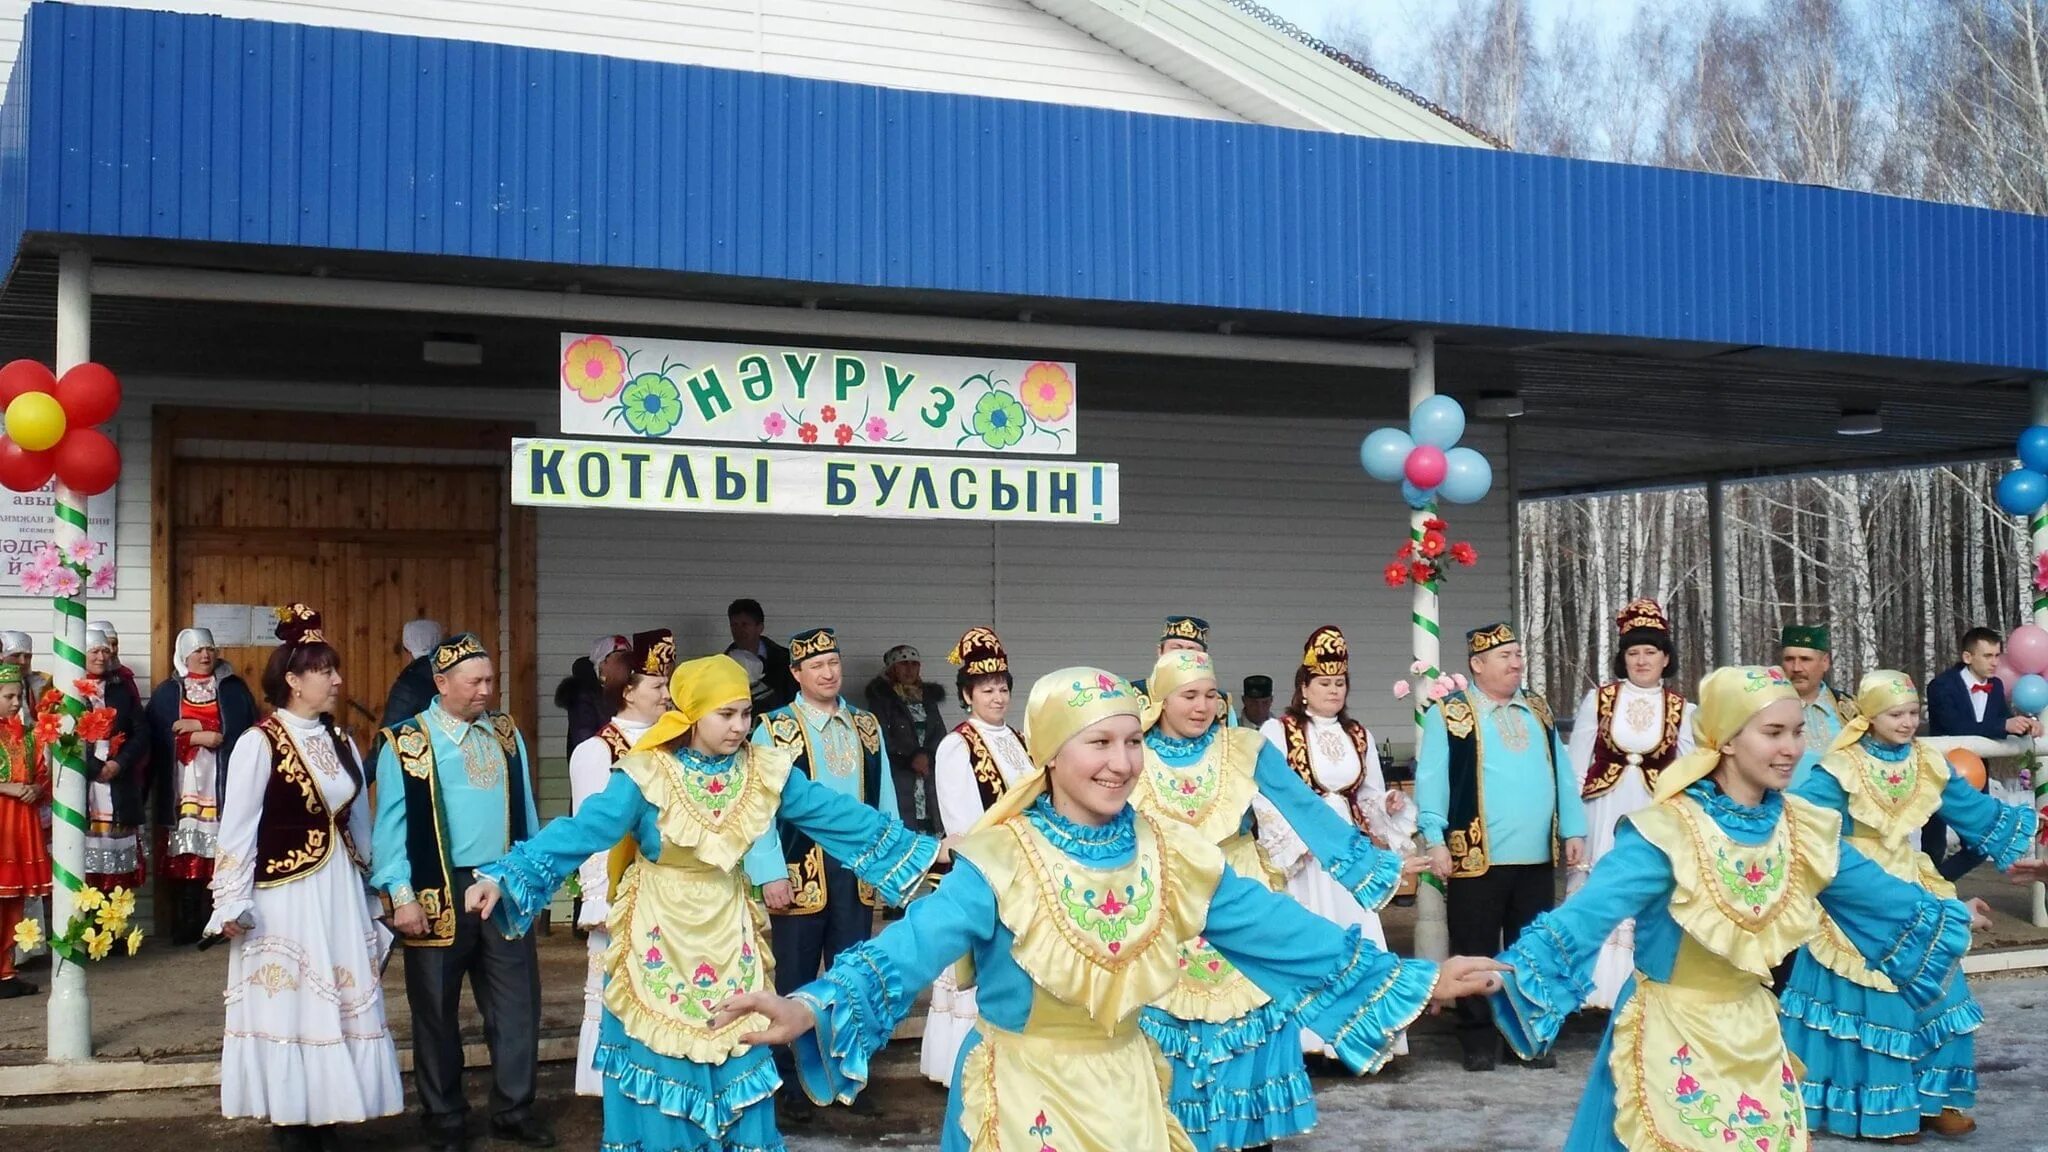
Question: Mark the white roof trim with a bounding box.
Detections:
[1024,0,1492,146]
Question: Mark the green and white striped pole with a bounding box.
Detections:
[1409,333,1449,962]
[45,251,91,1061]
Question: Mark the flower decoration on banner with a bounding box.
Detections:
[17,540,114,599]
[1357,395,1494,511]
[952,367,1070,452]
[0,359,123,495]
[1381,517,1478,588]
[759,397,908,448]
[561,335,628,403]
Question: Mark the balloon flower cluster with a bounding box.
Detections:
[0,360,122,496]
[1358,395,1494,509]
[1991,624,2048,718]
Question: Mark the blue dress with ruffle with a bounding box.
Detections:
[1135,726,1406,1152]
[1782,738,2037,1138]
[1489,783,1973,1151]
[479,754,938,1152]
[785,796,1433,1151]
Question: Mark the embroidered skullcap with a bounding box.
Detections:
[1301,625,1349,678]
[634,654,752,752]
[0,663,23,686]
[1651,666,1799,802]
[788,627,838,668]
[174,628,218,676]
[1467,622,1517,655]
[630,629,677,680]
[1139,649,1218,732]
[402,619,444,660]
[432,633,489,675]
[948,627,1009,677]
[1159,615,1210,649]
[273,604,326,648]
[1831,670,1921,753]
[1780,624,1830,654]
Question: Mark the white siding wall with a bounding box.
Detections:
[0,0,1240,121]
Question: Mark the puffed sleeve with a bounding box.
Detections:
[567,736,617,927]
[1491,822,1672,1058]
[1819,841,1974,1010]
[1250,739,1402,909]
[206,728,273,934]
[790,860,998,1104]
[1201,867,1440,1074]
[932,732,986,837]
[478,770,658,939]
[1565,689,1599,783]
[1251,720,1311,876]
[775,770,940,906]
[1932,764,2038,871]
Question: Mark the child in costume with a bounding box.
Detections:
[464,654,942,1152]
[1134,647,1427,1149]
[1490,666,1984,1152]
[0,663,49,999]
[1782,670,2044,1142]
[711,666,1505,1152]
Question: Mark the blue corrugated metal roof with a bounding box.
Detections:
[2,1,2045,371]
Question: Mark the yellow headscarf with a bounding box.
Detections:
[1650,665,1801,802]
[1139,649,1219,731]
[632,654,752,752]
[1829,669,1920,752]
[970,666,1144,832]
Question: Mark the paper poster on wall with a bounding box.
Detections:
[191,604,258,647]
[0,482,117,595]
[512,437,1118,524]
[559,333,1078,456]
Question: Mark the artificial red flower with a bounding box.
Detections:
[1420,531,1447,558]
[1450,542,1478,565]
[75,707,116,744]
[1382,562,1409,587]
[1410,561,1435,585]
[819,405,839,423]
[72,679,97,698]
[797,423,819,444]
[106,733,126,759]
[833,424,855,446]
[1396,541,1417,561]
[37,689,60,711]
[1424,517,1448,532]
[32,712,59,745]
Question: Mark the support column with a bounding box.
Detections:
[2032,382,2048,928]
[45,250,91,1062]
[1708,479,1731,667]
[1408,333,1449,962]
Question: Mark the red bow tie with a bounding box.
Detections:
[1971,683,1993,695]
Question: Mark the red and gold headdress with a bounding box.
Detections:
[948,626,1009,678]
[1302,625,1349,678]
[274,603,327,647]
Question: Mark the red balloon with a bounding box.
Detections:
[51,428,120,495]
[55,362,121,427]
[0,437,54,492]
[0,360,55,406]
[1405,444,1449,489]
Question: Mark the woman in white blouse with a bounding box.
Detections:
[1255,625,1416,1059]
[919,626,1032,1086]
[1564,598,1697,1009]
[565,628,675,1096]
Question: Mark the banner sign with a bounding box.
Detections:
[559,333,1078,456]
[0,482,116,596]
[512,438,1118,524]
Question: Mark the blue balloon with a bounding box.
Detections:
[1360,427,1414,483]
[2021,426,2048,474]
[1409,395,1467,450]
[1401,480,1436,510]
[1995,468,2048,517]
[2013,673,2048,717]
[1439,447,1493,505]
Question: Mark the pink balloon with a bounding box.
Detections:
[1994,655,2023,694]
[2006,624,2048,676]
[1405,445,1448,489]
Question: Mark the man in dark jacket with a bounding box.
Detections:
[555,634,629,759]
[381,619,444,733]
[1924,627,2038,879]
[863,644,945,834]
[728,599,798,711]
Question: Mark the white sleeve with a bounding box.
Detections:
[1677,702,1699,756]
[1566,689,1601,778]
[207,729,273,934]
[1252,719,1311,875]
[933,733,987,837]
[569,736,615,927]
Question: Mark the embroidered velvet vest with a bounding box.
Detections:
[1580,683,1688,800]
[952,720,1023,811]
[1437,690,1557,879]
[253,715,367,889]
[378,710,531,946]
[762,703,884,915]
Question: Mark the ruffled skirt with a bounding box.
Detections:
[1281,858,1403,1058]
[1779,949,1980,1138]
[0,794,50,898]
[577,928,609,1098]
[595,1011,784,1152]
[1141,1001,1316,1152]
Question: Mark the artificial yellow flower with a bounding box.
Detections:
[101,909,128,937]
[105,886,135,924]
[12,917,41,952]
[82,925,112,961]
[74,887,104,914]
[124,927,143,956]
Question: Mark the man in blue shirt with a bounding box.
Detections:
[1418,622,1586,1072]
[371,634,548,1152]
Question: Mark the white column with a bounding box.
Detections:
[2032,382,2048,928]
[1409,333,1449,962]
[1708,479,1730,667]
[45,250,91,1061]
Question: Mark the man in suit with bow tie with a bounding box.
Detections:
[1924,627,2039,880]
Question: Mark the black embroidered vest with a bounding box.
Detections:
[1437,690,1557,879]
[1580,683,1686,801]
[378,710,531,947]
[254,716,367,888]
[763,703,883,915]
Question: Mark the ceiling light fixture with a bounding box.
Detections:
[1836,407,1882,436]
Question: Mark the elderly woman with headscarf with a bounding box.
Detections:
[709,667,1506,1152]
[1486,667,2009,1152]
[80,626,150,893]
[147,626,257,944]
[1781,670,2045,1142]
[461,653,943,1152]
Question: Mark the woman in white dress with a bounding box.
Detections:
[918,626,1032,1086]
[1564,597,1695,1010]
[208,605,402,1151]
[566,627,674,1096]
[1255,625,1417,1059]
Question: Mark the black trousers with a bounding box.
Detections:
[401,867,542,1131]
[1446,863,1555,1058]
[769,860,872,1088]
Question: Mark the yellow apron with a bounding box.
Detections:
[1804,743,1953,992]
[953,810,1222,1150]
[1133,727,1279,1022]
[601,743,793,1062]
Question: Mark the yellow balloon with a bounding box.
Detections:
[5,392,65,452]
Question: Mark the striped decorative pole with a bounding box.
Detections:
[2031,380,2048,928]
[45,251,91,1061]
[1409,333,1449,962]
